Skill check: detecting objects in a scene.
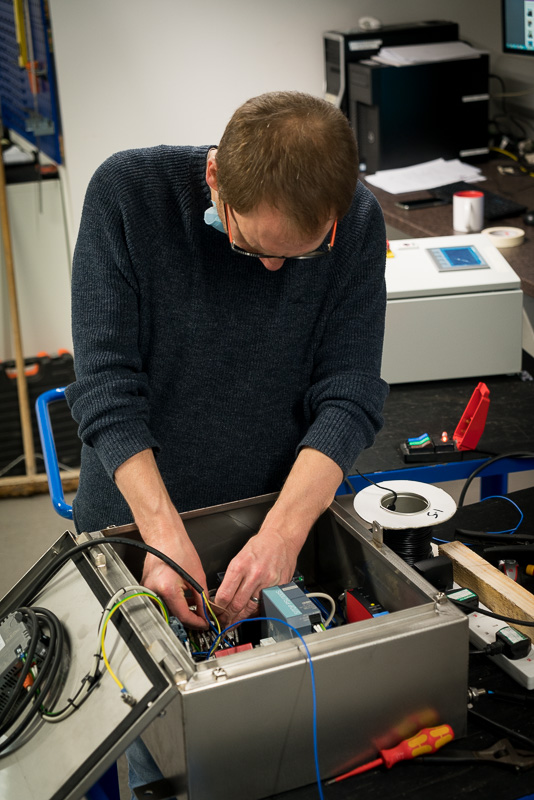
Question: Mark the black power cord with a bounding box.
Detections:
[0,536,202,756]
[458,452,534,508]
[347,469,398,510]
[0,607,65,754]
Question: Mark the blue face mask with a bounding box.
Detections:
[204,201,226,234]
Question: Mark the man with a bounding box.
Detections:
[66,90,388,630]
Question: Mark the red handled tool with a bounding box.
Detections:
[325,724,454,784]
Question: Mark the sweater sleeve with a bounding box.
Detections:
[297,186,389,475]
[65,155,160,479]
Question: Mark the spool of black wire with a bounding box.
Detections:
[382,527,434,566]
[353,480,457,567]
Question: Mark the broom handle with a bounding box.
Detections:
[0,149,36,476]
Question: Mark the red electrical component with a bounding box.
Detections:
[214,643,253,658]
[453,382,490,451]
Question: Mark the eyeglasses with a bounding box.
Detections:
[224,203,337,260]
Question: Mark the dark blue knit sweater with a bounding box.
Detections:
[66,145,388,532]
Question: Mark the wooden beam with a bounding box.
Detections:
[0,470,79,499]
[439,540,534,643]
[0,140,35,475]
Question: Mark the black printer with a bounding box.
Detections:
[323,22,489,173]
[323,21,459,113]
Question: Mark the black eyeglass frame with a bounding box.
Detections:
[223,203,337,260]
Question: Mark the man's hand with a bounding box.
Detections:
[214,447,343,625]
[141,534,209,630]
[115,449,209,630]
[214,525,300,624]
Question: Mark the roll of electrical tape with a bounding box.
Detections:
[482,226,525,248]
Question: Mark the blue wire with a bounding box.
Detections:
[432,536,474,546]
[476,495,524,533]
[433,494,524,545]
[207,616,324,800]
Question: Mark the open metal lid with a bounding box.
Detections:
[0,530,185,800]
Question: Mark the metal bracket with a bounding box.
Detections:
[148,638,191,683]
[371,520,384,547]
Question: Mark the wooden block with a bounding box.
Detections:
[439,540,534,643]
[0,470,79,498]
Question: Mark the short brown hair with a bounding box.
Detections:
[216,91,359,237]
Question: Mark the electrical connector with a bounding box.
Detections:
[496,627,531,660]
[446,587,479,613]
[120,689,137,706]
[472,626,530,661]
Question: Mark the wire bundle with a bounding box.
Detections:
[382,527,433,566]
[0,607,66,753]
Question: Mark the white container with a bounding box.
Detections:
[453,189,484,232]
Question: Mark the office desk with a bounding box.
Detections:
[364,158,534,297]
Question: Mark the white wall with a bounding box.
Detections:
[48,0,533,239]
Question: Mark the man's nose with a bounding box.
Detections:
[260,257,285,271]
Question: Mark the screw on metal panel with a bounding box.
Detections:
[434,592,447,611]
[213,667,227,681]
[91,552,107,570]
[468,687,487,705]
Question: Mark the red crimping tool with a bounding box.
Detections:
[400,382,490,463]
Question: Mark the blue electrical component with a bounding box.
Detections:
[261,582,322,642]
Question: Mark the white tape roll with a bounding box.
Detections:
[353,480,457,530]
[482,226,525,248]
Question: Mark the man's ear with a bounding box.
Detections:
[206,149,219,192]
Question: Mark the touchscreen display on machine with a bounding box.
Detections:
[428,245,490,272]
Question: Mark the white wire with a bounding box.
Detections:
[43,585,159,723]
[307,592,336,627]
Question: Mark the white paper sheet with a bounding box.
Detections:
[370,41,484,67]
[365,158,485,195]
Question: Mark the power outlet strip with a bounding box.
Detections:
[468,605,534,689]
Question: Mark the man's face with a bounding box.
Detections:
[226,203,334,272]
[206,149,334,272]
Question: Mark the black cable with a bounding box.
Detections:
[0,608,65,754]
[487,689,534,705]
[484,545,534,554]
[9,536,204,617]
[1,537,205,756]
[468,708,534,751]
[458,452,534,508]
[0,609,40,730]
[455,530,534,545]
[448,596,534,627]
[350,469,398,510]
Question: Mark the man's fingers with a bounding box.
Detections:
[143,572,209,630]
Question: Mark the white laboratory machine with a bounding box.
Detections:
[382,234,523,384]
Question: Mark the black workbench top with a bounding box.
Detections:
[353,360,534,476]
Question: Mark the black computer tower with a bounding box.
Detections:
[348,54,489,174]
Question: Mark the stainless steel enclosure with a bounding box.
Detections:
[0,494,468,800]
